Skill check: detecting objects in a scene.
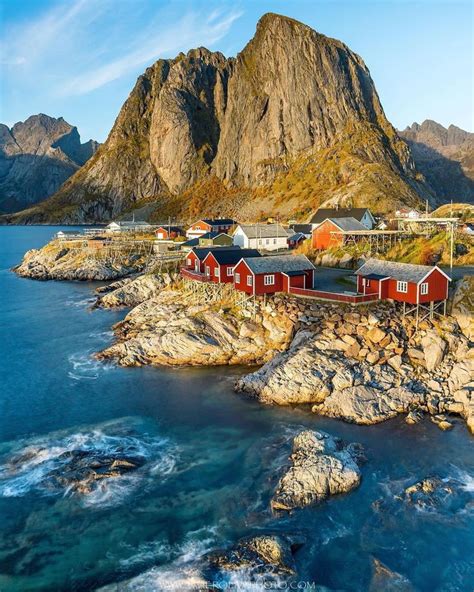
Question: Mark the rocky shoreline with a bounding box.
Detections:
[13,245,474,432]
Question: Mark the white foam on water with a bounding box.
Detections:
[0,421,179,507]
[68,351,113,381]
[65,296,96,308]
[104,529,218,592]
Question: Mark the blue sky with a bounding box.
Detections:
[1,0,472,142]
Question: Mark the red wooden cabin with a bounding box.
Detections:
[312,217,368,250]
[183,246,240,274]
[233,255,315,296]
[155,226,183,240]
[355,258,450,304]
[186,218,236,239]
[202,249,261,283]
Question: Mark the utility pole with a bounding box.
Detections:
[450,221,454,273]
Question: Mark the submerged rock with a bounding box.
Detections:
[369,558,415,592]
[271,430,362,511]
[208,534,303,575]
[43,449,145,495]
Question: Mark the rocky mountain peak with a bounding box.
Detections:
[0,114,99,213]
[8,14,434,224]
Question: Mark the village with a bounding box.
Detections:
[52,205,473,326]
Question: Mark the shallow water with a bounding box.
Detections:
[0,226,473,591]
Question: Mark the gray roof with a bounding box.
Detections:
[326,217,369,232]
[310,208,373,224]
[237,223,289,239]
[108,220,151,227]
[356,258,450,283]
[242,254,315,274]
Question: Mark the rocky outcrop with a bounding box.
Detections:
[237,300,474,431]
[399,120,474,204]
[14,240,146,281]
[94,272,176,307]
[271,430,362,511]
[451,276,474,340]
[97,288,294,367]
[9,13,431,224]
[0,114,98,213]
[209,534,302,575]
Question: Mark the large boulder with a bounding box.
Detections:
[271,430,362,511]
[451,276,474,340]
[421,330,446,372]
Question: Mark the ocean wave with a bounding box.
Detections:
[68,351,112,380]
[65,296,96,308]
[0,420,179,507]
[102,528,219,591]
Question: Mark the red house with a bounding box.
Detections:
[155,226,183,240]
[355,258,451,304]
[233,255,315,296]
[312,217,368,250]
[186,218,236,239]
[202,249,261,283]
[184,246,240,274]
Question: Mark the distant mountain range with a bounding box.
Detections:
[2,15,472,225]
[0,114,99,213]
[398,120,474,204]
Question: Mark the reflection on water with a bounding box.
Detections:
[1,227,474,592]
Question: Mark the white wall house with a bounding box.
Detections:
[309,208,376,230]
[233,224,289,251]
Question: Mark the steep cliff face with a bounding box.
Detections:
[399,120,474,204]
[8,13,432,224]
[0,114,98,213]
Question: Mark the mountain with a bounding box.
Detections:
[7,14,432,224]
[399,120,474,204]
[0,114,99,213]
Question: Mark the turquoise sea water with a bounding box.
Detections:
[0,226,473,591]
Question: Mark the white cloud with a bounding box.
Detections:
[1,0,241,99]
[59,9,242,96]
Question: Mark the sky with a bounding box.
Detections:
[0,0,472,143]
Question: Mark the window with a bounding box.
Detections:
[205,266,210,277]
[420,282,428,295]
[397,280,408,293]
[273,238,277,244]
[235,272,240,283]
[247,275,253,286]
[364,279,370,287]
[266,238,269,245]
[264,274,275,286]
[227,267,234,277]
[186,258,191,266]
[214,268,219,278]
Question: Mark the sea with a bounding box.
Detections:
[0,226,473,591]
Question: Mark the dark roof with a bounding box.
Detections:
[356,258,451,283]
[364,273,389,280]
[324,217,369,232]
[241,254,315,274]
[206,248,261,265]
[198,231,231,240]
[290,224,312,234]
[191,246,241,261]
[200,218,236,226]
[181,238,200,247]
[288,232,307,241]
[310,208,372,224]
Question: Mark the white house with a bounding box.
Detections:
[310,208,375,230]
[395,208,422,220]
[106,221,152,233]
[233,224,290,251]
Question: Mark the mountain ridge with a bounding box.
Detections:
[0,114,99,213]
[6,13,434,224]
[398,119,474,204]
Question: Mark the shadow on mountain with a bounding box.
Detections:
[0,153,79,214]
[405,140,474,203]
